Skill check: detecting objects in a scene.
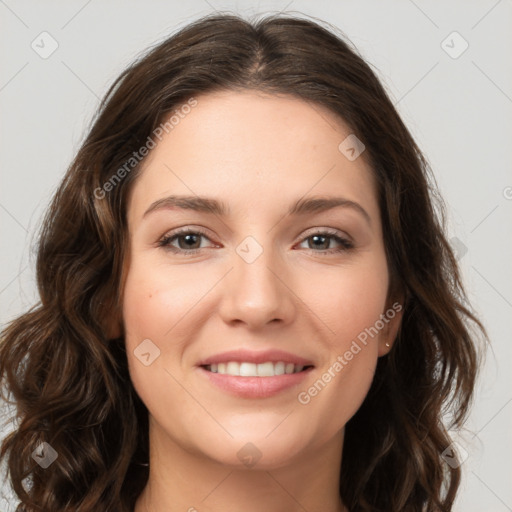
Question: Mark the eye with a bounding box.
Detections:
[296,229,354,255]
[158,228,215,254]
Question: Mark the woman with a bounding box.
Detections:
[0,12,487,512]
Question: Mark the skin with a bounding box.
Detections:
[117,90,403,512]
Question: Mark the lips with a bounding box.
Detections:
[198,365,314,398]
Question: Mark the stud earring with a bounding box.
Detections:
[385,342,390,347]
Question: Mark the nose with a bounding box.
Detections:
[218,240,297,330]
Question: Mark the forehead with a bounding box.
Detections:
[128,90,379,223]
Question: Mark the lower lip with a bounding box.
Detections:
[197,366,314,398]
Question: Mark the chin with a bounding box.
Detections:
[208,442,305,471]
[189,425,313,470]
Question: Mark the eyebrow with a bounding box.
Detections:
[143,195,371,226]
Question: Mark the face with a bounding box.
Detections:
[120,90,402,469]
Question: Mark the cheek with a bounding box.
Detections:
[120,258,226,417]
[121,262,187,404]
[122,259,206,342]
[293,259,388,436]
[313,258,389,348]
[296,333,378,447]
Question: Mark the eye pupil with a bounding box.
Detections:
[310,235,329,250]
[179,234,200,249]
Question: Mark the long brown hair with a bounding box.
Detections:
[0,12,487,511]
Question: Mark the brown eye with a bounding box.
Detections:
[158,229,214,254]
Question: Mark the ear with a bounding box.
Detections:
[378,297,404,357]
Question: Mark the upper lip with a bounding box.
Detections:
[197,349,314,367]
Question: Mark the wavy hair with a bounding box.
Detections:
[0,12,487,512]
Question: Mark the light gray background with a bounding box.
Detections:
[1,1,511,511]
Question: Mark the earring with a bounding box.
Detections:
[385,342,390,347]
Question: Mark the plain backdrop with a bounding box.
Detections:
[1,1,511,510]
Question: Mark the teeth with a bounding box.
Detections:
[207,361,308,377]
[226,362,240,376]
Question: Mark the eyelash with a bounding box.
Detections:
[157,227,354,256]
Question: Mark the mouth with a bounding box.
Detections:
[197,361,315,400]
[201,361,314,377]
[196,349,315,398]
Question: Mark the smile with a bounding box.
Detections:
[204,361,311,377]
